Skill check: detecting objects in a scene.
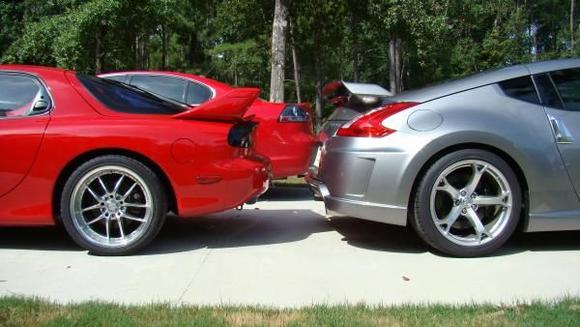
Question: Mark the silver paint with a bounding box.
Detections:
[308,58,580,233]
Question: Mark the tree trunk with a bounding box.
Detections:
[572,0,576,52]
[269,0,289,103]
[289,21,301,102]
[350,9,360,81]
[95,27,105,74]
[135,34,146,70]
[291,44,301,103]
[314,55,323,132]
[161,25,168,70]
[388,34,403,94]
[135,35,139,69]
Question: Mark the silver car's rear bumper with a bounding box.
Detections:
[306,174,408,226]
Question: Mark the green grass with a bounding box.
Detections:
[1,297,580,327]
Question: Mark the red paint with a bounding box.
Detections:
[174,88,260,122]
[99,71,315,179]
[0,65,270,226]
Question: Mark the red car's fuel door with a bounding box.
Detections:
[0,72,51,197]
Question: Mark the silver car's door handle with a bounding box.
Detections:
[549,116,574,144]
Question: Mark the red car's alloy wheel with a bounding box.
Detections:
[61,155,167,255]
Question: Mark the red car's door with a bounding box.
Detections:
[0,72,51,197]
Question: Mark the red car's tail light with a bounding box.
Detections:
[228,121,258,148]
[336,102,420,137]
[279,104,309,122]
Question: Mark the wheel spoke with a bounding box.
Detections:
[113,175,124,194]
[117,219,125,239]
[122,182,138,200]
[97,177,109,193]
[86,186,101,201]
[437,205,462,233]
[105,219,111,240]
[122,213,147,223]
[436,177,460,199]
[86,213,105,225]
[80,203,101,213]
[465,163,487,194]
[123,203,150,209]
[465,207,491,243]
[473,193,510,207]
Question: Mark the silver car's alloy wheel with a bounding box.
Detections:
[69,165,154,248]
[429,159,513,247]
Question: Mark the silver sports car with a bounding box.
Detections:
[307,58,580,257]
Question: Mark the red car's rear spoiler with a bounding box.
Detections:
[173,88,260,122]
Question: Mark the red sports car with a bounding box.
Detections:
[0,65,270,255]
[98,71,315,179]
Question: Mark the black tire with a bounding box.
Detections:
[411,149,522,257]
[60,155,167,255]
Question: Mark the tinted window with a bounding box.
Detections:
[550,68,580,110]
[533,73,564,109]
[498,76,539,104]
[0,74,48,118]
[186,81,213,105]
[77,75,184,115]
[131,75,187,103]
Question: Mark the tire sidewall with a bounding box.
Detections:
[413,149,522,257]
[60,155,167,256]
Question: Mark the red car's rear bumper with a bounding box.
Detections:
[176,155,271,217]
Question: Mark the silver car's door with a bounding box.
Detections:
[535,69,580,199]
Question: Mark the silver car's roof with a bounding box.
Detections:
[525,57,580,74]
[394,58,580,103]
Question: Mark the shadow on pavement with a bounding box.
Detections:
[0,226,80,252]
[260,185,313,201]
[144,209,330,255]
[329,217,428,254]
[331,216,580,256]
[0,209,332,255]
[1,181,580,256]
[496,230,580,255]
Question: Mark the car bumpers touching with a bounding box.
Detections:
[306,135,422,227]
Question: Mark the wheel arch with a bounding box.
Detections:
[53,148,178,221]
[407,142,530,231]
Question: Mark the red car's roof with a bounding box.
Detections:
[0,64,69,74]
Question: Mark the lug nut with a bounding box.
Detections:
[471,193,477,199]
[460,190,467,196]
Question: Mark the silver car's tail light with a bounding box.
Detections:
[337,102,419,137]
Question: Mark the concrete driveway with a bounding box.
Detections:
[1,186,580,307]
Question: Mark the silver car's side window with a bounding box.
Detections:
[498,76,540,104]
[550,68,580,111]
[533,73,565,109]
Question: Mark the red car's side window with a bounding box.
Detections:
[0,73,51,118]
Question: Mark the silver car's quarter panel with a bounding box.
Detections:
[316,78,580,230]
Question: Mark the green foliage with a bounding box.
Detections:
[0,0,577,102]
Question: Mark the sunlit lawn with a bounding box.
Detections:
[1,297,579,326]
